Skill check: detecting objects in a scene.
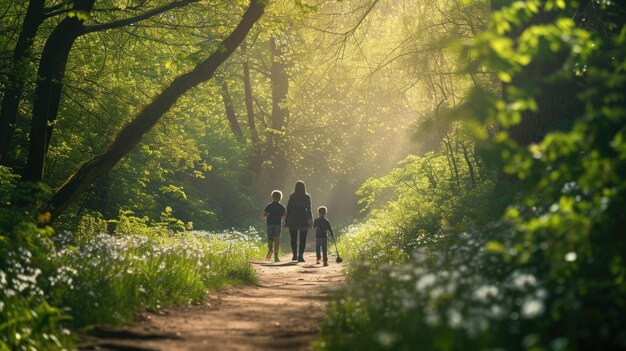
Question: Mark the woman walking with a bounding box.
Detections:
[284,180,312,262]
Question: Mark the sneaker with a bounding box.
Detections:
[316,259,320,264]
[292,255,298,261]
[274,256,280,262]
[297,257,305,263]
[323,260,328,267]
[265,250,273,260]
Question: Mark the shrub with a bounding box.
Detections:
[319,2,626,350]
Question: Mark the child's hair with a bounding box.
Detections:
[271,190,282,201]
[318,206,327,215]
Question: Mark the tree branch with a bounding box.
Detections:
[83,0,200,34]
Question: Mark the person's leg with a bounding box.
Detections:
[266,227,274,260]
[266,239,273,260]
[298,230,308,262]
[316,238,322,264]
[273,236,280,262]
[322,238,328,265]
[289,229,298,260]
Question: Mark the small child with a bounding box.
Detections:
[313,206,334,266]
[262,190,286,262]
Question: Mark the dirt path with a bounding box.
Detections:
[80,252,345,351]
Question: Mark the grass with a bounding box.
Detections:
[1,227,264,349]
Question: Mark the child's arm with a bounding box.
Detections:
[284,198,291,227]
[328,220,334,237]
[262,204,270,219]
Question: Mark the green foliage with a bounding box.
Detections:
[0,296,73,351]
[0,175,72,350]
[50,229,262,327]
[113,209,165,237]
[2,168,263,348]
[319,1,626,350]
[342,149,495,266]
[1,215,262,348]
[74,213,107,245]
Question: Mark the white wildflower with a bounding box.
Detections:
[474,285,499,302]
[521,299,544,319]
[415,273,436,291]
[564,252,577,262]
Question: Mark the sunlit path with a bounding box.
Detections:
[79,252,345,351]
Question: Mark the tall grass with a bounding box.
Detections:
[1,226,263,350]
[51,229,261,327]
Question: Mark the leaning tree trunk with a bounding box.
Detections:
[266,37,289,185]
[0,0,46,164]
[47,0,266,220]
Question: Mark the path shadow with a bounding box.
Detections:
[88,328,181,340]
[80,327,180,351]
[255,261,297,267]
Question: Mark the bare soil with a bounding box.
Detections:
[79,252,345,351]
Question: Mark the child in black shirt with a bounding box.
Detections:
[313,206,334,266]
[262,190,286,262]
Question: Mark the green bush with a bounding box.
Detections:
[0,225,71,350]
[74,213,108,246]
[2,167,263,349]
[319,2,626,350]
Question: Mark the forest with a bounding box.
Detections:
[1,0,625,350]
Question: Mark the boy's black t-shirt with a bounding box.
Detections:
[314,217,334,238]
[264,202,286,225]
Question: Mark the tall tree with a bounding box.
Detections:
[266,36,289,184]
[21,0,201,182]
[47,0,266,220]
[0,0,46,164]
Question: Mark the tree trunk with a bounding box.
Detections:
[442,134,460,188]
[0,0,45,164]
[218,78,245,142]
[267,37,289,184]
[47,0,266,220]
[460,140,478,189]
[241,42,259,146]
[21,0,201,182]
[22,0,96,182]
[240,41,262,177]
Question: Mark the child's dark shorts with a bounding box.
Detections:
[267,225,282,240]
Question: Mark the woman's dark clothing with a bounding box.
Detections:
[290,229,308,261]
[285,193,312,261]
[285,193,312,229]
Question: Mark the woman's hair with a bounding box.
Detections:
[294,180,306,195]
